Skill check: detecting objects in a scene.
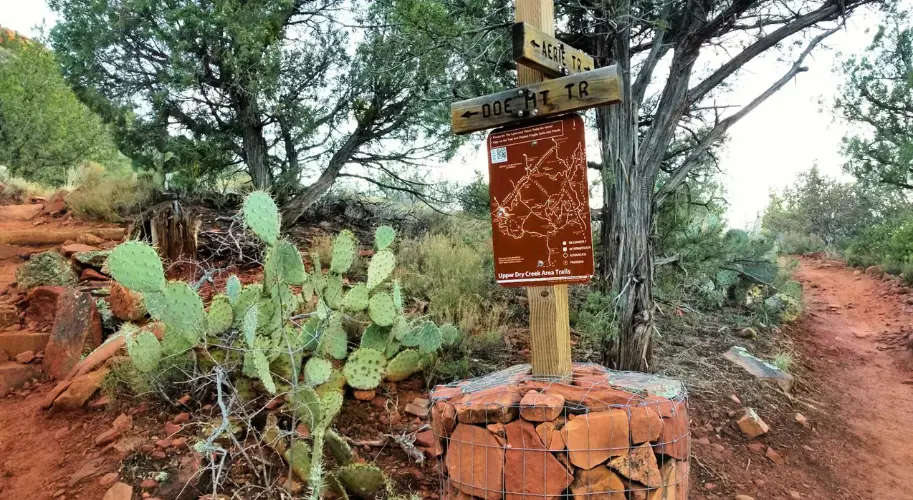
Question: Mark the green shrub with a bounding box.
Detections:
[573,291,617,347]
[779,231,825,255]
[883,258,904,276]
[64,162,158,221]
[902,262,913,287]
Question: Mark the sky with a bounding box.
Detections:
[0,1,891,228]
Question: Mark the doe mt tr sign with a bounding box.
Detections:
[487,114,594,287]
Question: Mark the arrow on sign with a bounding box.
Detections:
[531,40,540,48]
[461,110,479,118]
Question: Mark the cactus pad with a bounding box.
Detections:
[207,295,234,335]
[320,319,348,360]
[337,464,387,497]
[316,369,346,398]
[391,316,410,341]
[323,273,344,310]
[374,226,395,250]
[252,349,277,394]
[283,440,312,483]
[440,324,461,347]
[162,324,196,355]
[384,338,401,359]
[232,284,263,326]
[242,191,281,246]
[392,279,403,313]
[125,328,162,373]
[108,241,166,292]
[402,321,442,355]
[305,356,333,386]
[359,324,388,352]
[385,349,421,381]
[225,275,241,303]
[145,281,207,343]
[242,304,259,347]
[320,390,344,427]
[368,292,396,327]
[290,385,323,429]
[326,429,354,466]
[341,284,369,312]
[342,348,386,390]
[330,230,357,274]
[366,250,396,291]
[265,240,306,287]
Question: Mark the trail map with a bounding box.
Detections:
[487,114,594,287]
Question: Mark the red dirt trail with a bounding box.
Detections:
[791,260,913,499]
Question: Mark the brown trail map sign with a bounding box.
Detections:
[487,114,594,287]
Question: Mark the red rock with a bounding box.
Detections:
[694,436,711,446]
[519,390,564,422]
[140,478,159,489]
[140,444,155,453]
[535,421,566,452]
[504,419,573,499]
[150,451,167,461]
[95,428,121,446]
[60,244,100,256]
[747,442,766,453]
[455,388,522,424]
[414,430,437,448]
[765,446,785,465]
[15,350,35,364]
[431,401,457,438]
[794,412,809,428]
[98,472,119,487]
[630,406,663,444]
[109,283,146,321]
[0,305,17,329]
[50,367,109,410]
[653,402,689,460]
[646,459,682,500]
[24,286,64,330]
[521,380,642,409]
[156,439,172,449]
[43,200,66,215]
[445,424,504,500]
[164,422,182,436]
[177,394,191,405]
[112,413,133,433]
[569,466,626,500]
[736,408,769,438]
[77,232,104,246]
[102,482,133,500]
[80,268,108,281]
[607,443,662,487]
[643,396,676,418]
[353,390,376,401]
[88,395,111,409]
[43,289,102,380]
[173,412,191,424]
[172,437,188,449]
[431,385,463,401]
[562,409,630,470]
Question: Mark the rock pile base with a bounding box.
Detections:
[430,363,690,499]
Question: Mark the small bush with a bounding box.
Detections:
[0,172,53,203]
[65,162,157,221]
[779,231,825,255]
[772,351,794,373]
[573,290,618,347]
[883,258,904,276]
[902,262,913,287]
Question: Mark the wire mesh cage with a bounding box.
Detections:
[430,363,689,499]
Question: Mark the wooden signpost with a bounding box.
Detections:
[451,0,621,378]
[512,22,595,78]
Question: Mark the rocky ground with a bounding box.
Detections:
[0,200,912,500]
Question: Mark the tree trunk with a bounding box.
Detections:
[238,94,272,190]
[596,1,655,371]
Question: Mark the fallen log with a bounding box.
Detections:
[0,228,125,246]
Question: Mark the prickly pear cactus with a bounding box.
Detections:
[368,292,396,327]
[242,190,281,246]
[265,240,307,287]
[385,349,422,382]
[107,241,166,293]
[359,324,388,352]
[315,370,346,398]
[342,348,386,390]
[325,429,354,465]
[341,284,369,312]
[207,295,234,335]
[366,250,395,291]
[374,226,395,250]
[125,325,162,373]
[284,440,312,482]
[337,463,387,497]
[319,318,348,360]
[291,385,323,429]
[402,321,442,355]
[305,357,333,386]
[440,324,461,347]
[319,390,344,427]
[225,275,241,303]
[330,230,357,274]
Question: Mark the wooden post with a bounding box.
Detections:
[516,0,572,378]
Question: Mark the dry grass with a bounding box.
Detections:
[64,162,156,221]
[0,174,53,203]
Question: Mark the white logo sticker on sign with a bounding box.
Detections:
[490,147,507,164]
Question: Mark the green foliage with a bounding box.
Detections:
[837,19,913,193]
[385,349,422,382]
[225,275,241,303]
[305,357,333,386]
[0,39,121,185]
[337,464,387,498]
[65,162,158,222]
[573,291,618,348]
[456,174,491,218]
[330,230,357,274]
[207,295,234,335]
[367,250,396,291]
[368,292,396,327]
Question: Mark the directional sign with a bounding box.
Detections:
[512,22,595,78]
[487,114,594,287]
[450,65,621,135]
